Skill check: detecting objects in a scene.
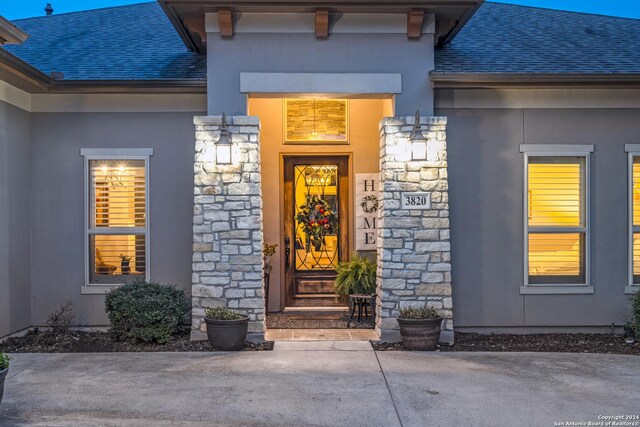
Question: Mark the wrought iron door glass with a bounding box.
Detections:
[294,165,340,271]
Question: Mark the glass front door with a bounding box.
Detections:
[283,156,349,307]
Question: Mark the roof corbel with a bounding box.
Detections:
[315,8,329,39]
[407,9,424,39]
[218,8,233,38]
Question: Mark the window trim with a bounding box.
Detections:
[625,145,640,294]
[519,144,594,295]
[81,148,153,293]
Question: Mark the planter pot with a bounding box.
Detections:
[0,368,7,405]
[204,316,249,351]
[397,317,443,351]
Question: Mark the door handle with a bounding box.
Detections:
[284,236,291,269]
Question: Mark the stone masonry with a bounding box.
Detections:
[191,116,264,340]
[377,116,454,343]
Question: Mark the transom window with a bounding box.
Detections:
[521,145,593,293]
[81,149,152,287]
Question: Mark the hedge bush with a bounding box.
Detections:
[630,290,640,338]
[104,280,189,344]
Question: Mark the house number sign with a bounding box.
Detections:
[401,192,431,209]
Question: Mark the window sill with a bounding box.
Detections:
[81,284,122,295]
[625,286,640,295]
[520,286,594,295]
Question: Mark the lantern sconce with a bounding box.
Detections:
[410,109,428,161]
[215,113,233,165]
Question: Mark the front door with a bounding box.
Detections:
[283,156,349,307]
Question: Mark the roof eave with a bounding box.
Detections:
[48,79,207,94]
[158,0,483,53]
[431,72,640,88]
[0,16,29,46]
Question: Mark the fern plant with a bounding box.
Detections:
[0,353,10,370]
[334,256,377,296]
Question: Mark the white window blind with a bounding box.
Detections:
[526,156,587,285]
[631,157,640,284]
[83,153,150,286]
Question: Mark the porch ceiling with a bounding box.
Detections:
[157,0,482,52]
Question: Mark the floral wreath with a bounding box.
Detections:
[360,195,379,214]
[296,196,339,241]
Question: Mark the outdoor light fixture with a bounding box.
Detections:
[215,113,233,164]
[410,110,428,161]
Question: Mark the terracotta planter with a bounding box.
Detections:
[205,316,249,351]
[0,368,7,405]
[397,317,443,351]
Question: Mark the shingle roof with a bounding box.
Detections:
[435,2,640,74]
[3,1,640,80]
[1,2,205,80]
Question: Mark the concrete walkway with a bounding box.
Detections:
[0,344,638,426]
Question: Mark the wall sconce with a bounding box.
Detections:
[215,113,233,165]
[410,110,427,161]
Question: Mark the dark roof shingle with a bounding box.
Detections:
[2,2,205,80]
[3,1,640,80]
[435,2,640,74]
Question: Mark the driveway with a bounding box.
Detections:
[0,342,638,426]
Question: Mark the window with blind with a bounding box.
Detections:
[629,154,640,286]
[82,150,151,286]
[523,149,591,288]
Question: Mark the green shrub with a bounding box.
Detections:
[630,290,640,338]
[104,280,189,344]
[205,307,247,320]
[334,255,377,296]
[399,306,441,320]
[0,353,10,370]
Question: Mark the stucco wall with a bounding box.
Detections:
[28,111,204,327]
[0,100,31,337]
[248,97,391,311]
[207,33,434,116]
[437,102,640,330]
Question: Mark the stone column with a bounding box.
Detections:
[191,116,265,341]
[377,116,454,343]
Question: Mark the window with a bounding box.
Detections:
[81,149,152,290]
[626,145,640,293]
[520,145,593,294]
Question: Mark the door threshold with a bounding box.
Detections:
[265,328,378,341]
[283,306,347,312]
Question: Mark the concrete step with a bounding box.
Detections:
[273,340,374,351]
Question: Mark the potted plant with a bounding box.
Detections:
[397,306,443,351]
[0,353,10,405]
[335,256,377,322]
[204,307,249,351]
[334,255,377,297]
[119,254,131,274]
[262,242,277,267]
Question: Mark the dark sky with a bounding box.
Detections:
[1,0,640,20]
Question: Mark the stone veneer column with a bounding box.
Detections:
[191,116,264,340]
[377,116,454,343]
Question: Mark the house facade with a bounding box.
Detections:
[1,0,640,341]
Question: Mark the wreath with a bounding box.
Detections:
[296,196,339,242]
[360,195,379,214]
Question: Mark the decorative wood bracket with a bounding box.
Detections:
[315,8,329,39]
[218,8,234,38]
[407,9,425,39]
[184,16,206,45]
